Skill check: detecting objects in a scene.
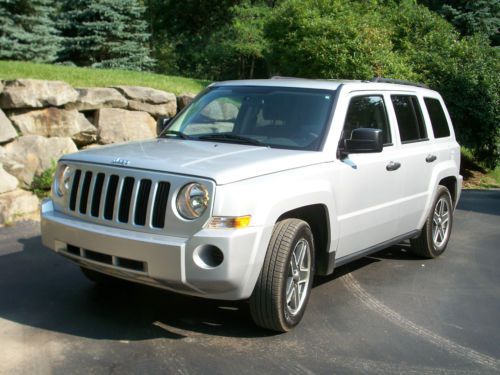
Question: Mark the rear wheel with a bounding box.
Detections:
[250,219,315,332]
[410,185,453,258]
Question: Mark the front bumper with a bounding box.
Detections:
[41,200,270,300]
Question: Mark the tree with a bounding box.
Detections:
[204,3,269,79]
[0,0,60,62]
[144,0,249,77]
[418,0,500,46]
[59,0,154,71]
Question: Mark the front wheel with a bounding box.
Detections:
[250,219,315,332]
[410,185,453,258]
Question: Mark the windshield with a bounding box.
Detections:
[162,86,335,151]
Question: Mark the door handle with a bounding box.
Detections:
[426,154,437,163]
[386,161,401,171]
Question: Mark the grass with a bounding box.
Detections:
[0,60,209,95]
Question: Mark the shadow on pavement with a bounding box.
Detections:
[0,234,270,341]
[0,224,436,341]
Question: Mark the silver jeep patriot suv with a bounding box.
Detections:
[41,77,462,332]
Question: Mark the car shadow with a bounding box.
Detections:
[0,234,276,340]
[0,226,432,341]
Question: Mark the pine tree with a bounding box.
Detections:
[0,0,60,62]
[59,0,154,71]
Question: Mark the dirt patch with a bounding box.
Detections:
[461,154,500,189]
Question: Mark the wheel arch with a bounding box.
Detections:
[438,175,458,205]
[276,204,334,276]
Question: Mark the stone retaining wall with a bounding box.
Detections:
[0,78,197,225]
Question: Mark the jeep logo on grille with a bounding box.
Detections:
[111,157,130,166]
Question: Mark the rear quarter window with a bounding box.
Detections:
[391,95,427,143]
[424,98,451,138]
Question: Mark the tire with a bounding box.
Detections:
[410,185,453,258]
[80,266,122,286]
[250,219,315,332]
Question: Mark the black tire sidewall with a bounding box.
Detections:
[282,223,315,329]
[426,187,453,257]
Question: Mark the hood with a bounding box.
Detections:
[62,139,331,185]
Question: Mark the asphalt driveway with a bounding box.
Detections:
[0,190,499,374]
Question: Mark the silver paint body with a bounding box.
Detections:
[41,79,462,300]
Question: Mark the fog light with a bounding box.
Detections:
[193,245,224,268]
[207,215,251,229]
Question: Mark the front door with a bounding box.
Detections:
[335,93,405,259]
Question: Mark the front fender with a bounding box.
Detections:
[212,163,338,294]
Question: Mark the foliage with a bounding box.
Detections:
[0,60,209,94]
[58,0,154,71]
[265,0,414,79]
[204,3,270,79]
[31,160,57,198]
[144,0,243,77]
[0,0,61,62]
[418,0,500,46]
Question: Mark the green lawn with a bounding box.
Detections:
[0,60,209,95]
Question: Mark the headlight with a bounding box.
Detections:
[54,164,71,197]
[176,183,209,220]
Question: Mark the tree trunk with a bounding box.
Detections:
[250,56,255,79]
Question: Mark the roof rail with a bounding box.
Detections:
[370,77,429,89]
[270,76,307,80]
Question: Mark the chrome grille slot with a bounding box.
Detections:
[79,171,92,214]
[134,179,152,226]
[104,175,119,220]
[118,177,135,223]
[152,181,170,228]
[69,169,81,211]
[90,173,105,217]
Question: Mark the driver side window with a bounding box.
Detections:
[342,95,391,145]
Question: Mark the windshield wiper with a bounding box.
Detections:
[198,133,265,146]
[160,130,192,140]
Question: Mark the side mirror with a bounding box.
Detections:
[157,116,172,134]
[344,128,383,154]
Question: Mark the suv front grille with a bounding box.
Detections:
[68,168,171,229]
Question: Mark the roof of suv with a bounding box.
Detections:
[213,78,438,95]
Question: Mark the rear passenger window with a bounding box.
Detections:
[391,95,427,143]
[343,95,391,145]
[424,98,451,138]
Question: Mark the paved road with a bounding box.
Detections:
[0,190,499,374]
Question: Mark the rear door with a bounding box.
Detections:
[387,93,435,234]
[335,93,405,259]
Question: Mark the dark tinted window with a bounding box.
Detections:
[391,95,427,143]
[343,95,391,145]
[424,97,450,138]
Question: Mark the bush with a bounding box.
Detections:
[31,160,57,198]
[265,0,415,79]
